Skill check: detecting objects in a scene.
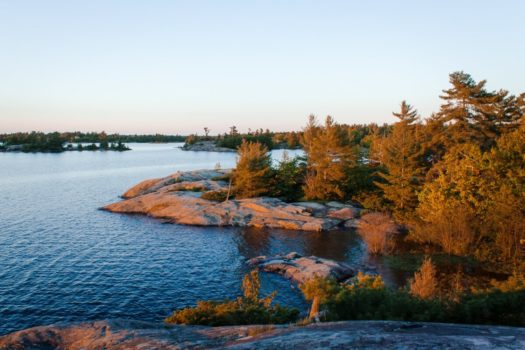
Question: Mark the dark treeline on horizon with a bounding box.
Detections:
[0,131,187,152]
[184,124,389,150]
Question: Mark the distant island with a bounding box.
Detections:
[0,131,187,153]
[181,127,302,152]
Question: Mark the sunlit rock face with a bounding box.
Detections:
[104,170,361,232]
[2,319,524,350]
[247,252,356,284]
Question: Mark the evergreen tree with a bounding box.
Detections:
[375,101,424,221]
[414,143,492,255]
[233,140,272,198]
[436,71,522,151]
[303,116,356,200]
[271,152,306,202]
[300,114,320,154]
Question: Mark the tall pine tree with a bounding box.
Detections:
[375,101,423,221]
[436,71,522,151]
[303,116,356,200]
[233,140,272,198]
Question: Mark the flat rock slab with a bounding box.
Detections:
[104,170,358,232]
[2,319,524,350]
[181,141,236,152]
[247,252,355,284]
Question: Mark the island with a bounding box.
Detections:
[103,169,359,231]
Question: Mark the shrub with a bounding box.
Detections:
[211,173,232,182]
[300,274,445,322]
[451,290,525,326]
[477,273,525,293]
[201,190,229,202]
[165,270,299,326]
[409,257,439,300]
[357,212,399,254]
[270,153,306,202]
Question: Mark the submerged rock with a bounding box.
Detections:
[247,252,355,284]
[104,170,359,232]
[1,319,524,350]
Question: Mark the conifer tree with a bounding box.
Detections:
[302,116,356,200]
[232,140,272,198]
[436,71,522,151]
[375,101,423,221]
[301,114,320,154]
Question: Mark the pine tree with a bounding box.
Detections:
[375,101,423,221]
[436,71,522,151]
[233,140,272,198]
[300,114,320,154]
[302,116,356,200]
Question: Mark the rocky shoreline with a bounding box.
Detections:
[181,141,236,152]
[2,319,524,349]
[103,169,360,231]
[248,252,356,284]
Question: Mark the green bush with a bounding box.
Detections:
[450,290,525,326]
[301,274,525,326]
[165,299,299,326]
[165,270,299,326]
[270,154,306,202]
[201,190,229,201]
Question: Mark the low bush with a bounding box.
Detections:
[165,270,299,326]
[409,257,438,300]
[201,190,229,201]
[357,212,399,254]
[300,272,525,326]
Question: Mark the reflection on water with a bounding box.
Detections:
[235,227,364,263]
[0,143,377,335]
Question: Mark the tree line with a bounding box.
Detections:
[0,131,186,152]
[231,71,524,265]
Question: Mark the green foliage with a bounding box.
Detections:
[0,131,139,152]
[165,270,299,326]
[450,290,525,326]
[270,153,306,202]
[300,274,525,326]
[201,190,229,201]
[300,276,341,303]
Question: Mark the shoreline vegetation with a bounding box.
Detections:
[108,71,525,329]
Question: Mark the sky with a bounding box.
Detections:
[0,0,524,135]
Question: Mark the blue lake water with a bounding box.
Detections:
[0,143,366,335]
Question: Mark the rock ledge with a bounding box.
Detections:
[104,170,360,231]
[1,319,524,350]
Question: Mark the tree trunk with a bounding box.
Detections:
[308,296,320,322]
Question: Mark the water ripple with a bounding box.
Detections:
[0,144,361,335]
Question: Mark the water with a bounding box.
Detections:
[0,143,364,335]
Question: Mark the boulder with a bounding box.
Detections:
[248,252,355,284]
[327,207,358,220]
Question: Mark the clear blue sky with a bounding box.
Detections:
[1,0,523,134]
